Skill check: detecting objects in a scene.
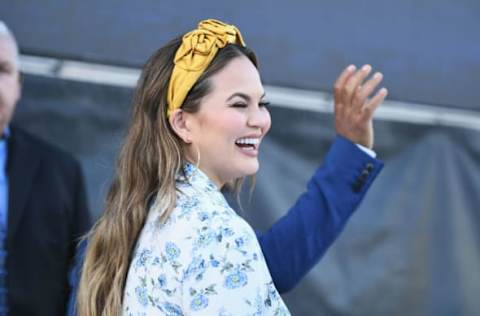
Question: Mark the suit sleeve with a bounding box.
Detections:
[257,135,384,293]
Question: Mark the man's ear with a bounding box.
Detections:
[169,109,192,144]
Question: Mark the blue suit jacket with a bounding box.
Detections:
[66,135,382,315]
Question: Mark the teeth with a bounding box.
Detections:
[235,138,260,145]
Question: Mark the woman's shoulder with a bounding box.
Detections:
[130,178,257,271]
[124,190,284,314]
[132,193,235,259]
[172,182,235,223]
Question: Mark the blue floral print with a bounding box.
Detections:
[122,163,290,315]
[210,255,220,268]
[135,286,148,307]
[165,242,181,261]
[224,271,248,289]
[184,256,207,281]
[190,293,209,310]
[162,302,183,316]
[135,249,152,268]
[158,274,167,287]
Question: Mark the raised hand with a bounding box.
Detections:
[333,64,388,149]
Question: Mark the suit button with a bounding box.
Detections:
[359,170,369,181]
[352,180,362,193]
[365,163,374,172]
[352,166,371,193]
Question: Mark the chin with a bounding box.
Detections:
[238,159,259,177]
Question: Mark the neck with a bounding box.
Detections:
[186,161,224,189]
[204,170,224,190]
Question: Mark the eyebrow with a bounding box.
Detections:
[226,92,266,102]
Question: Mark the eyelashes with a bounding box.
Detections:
[231,102,248,108]
[259,101,270,108]
[231,101,270,108]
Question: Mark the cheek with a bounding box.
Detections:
[0,78,20,104]
[11,84,20,105]
[214,112,246,136]
[263,111,272,135]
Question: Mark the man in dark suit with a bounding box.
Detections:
[0,21,91,315]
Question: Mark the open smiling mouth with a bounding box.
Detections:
[235,138,260,151]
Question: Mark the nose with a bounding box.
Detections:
[247,106,271,134]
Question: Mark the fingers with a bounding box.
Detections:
[333,64,388,149]
[361,87,388,120]
[343,64,372,105]
[353,71,384,109]
[334,63,387,117]
[333,65,356,103]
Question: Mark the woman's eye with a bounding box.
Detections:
[259,101,270,108]
[232,102,248,108]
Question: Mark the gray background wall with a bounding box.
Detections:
[2,0,480,110]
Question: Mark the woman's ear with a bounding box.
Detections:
[169,109,192,144]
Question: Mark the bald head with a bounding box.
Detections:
[0,20,20,68]
[0,20,21,133]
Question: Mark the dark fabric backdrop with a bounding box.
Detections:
[12,75,480,315]
[2,0,480,110]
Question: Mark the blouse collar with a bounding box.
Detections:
[177,162,222,195]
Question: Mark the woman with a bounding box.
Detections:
[77,19,387,315]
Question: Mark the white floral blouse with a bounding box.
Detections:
[122,163,290,316]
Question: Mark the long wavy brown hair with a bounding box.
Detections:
[76,35,258,315]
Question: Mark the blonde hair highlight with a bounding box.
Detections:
[76,35,258,315]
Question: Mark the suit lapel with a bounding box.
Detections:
[6,127,40,246]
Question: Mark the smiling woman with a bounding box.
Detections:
[169,55,271,188]
[77,19,386,316]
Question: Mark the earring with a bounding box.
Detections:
[192,143,201,169]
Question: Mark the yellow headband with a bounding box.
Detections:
[166,19,246,118]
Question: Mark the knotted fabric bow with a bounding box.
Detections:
[167,19,246,118]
